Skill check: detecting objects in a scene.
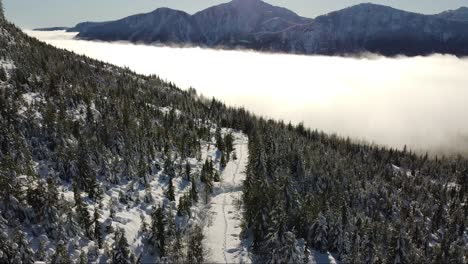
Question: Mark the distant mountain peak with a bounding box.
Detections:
[343,2,399,12]
[437,6,468,22]
[231,0,261,3]
[454,6,468,11]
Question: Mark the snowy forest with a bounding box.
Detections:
[0,1,466,263]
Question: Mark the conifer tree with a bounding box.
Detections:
[388,226,409,264]
[313,212,328,253]
[34,239,47,262]
[150,206,166,256]
[112,229,131,264]
[177,193,192,217]
[215,127,224,152]
[94,207,102,249]
[166,177,175,202]
[190,177,198,202]
[51,240,71,264]
[225,133,234,155]
[186,225,204,263]
[220,154,227,169]
[73,184,92,238]
[0,228,12,263]
[0,68,6,82]
[140,212,148,234]
[78,251,88,264]
[164,156,176,178]
[63,209,81,237]
[12,227,34,264]
[0,0,4,22]
[185,161,191,181]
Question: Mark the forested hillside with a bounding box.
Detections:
[0,3,467,263]
[244,121,467,263]
[0,14,253,263]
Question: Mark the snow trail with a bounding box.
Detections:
[205,132,250,263]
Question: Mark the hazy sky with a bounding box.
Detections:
[7,0,468,28]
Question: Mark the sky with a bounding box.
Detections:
[6,0,468,28]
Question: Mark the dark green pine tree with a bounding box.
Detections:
[0,228,13,264]
[12,227,34,264]
[78,251,88,264]
[186,225,204,263]
[112,229,131,264]
[185,161,191,181]
[164,156,176,178]
[177,193,192,217]
[215,127,225,152]
[224,133,234,157]
[93,207,103,249]
[166,177,175,202]
[190,177,198,202]
[0,0,4,22]
[388,226,409,264]
[73,183,92,238]
[51,241,71,264]
[150,206,166,256]
[35,240,47,262]
[0,68,6,82]
[220,153,227,170]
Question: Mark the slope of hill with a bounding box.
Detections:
[1,3,467,263]
[0,17,254,263]
[66,0,468,56]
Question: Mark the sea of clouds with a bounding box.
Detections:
[25,30,468,156]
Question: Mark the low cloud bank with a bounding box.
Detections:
[26,30,468,156]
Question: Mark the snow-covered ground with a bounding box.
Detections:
[204,133,251,263]
[308,250,338,264]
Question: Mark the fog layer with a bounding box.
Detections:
[26,30,468,155]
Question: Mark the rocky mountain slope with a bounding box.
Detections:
[268,3,468,56]
[62,0,468,56]
[70,0,312,46]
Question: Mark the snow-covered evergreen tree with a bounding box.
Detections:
[78,250,88,264]
[0,0,4,22]
[0,221,12,263]
[51,240,71,264]
[166,177,175,202]
[389,226,409,264]
[186,225,204,263]
[11,227,34,264]
[263,206,304,263]
[93,207,102,248]
[312,212,328,253]
[150,205,166,256]
[35,239,47,262]
[112,229,132,264]
[73,184,92,238]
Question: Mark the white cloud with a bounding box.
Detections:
[25,30,468,155]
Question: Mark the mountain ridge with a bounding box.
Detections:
[41,1,468,56]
